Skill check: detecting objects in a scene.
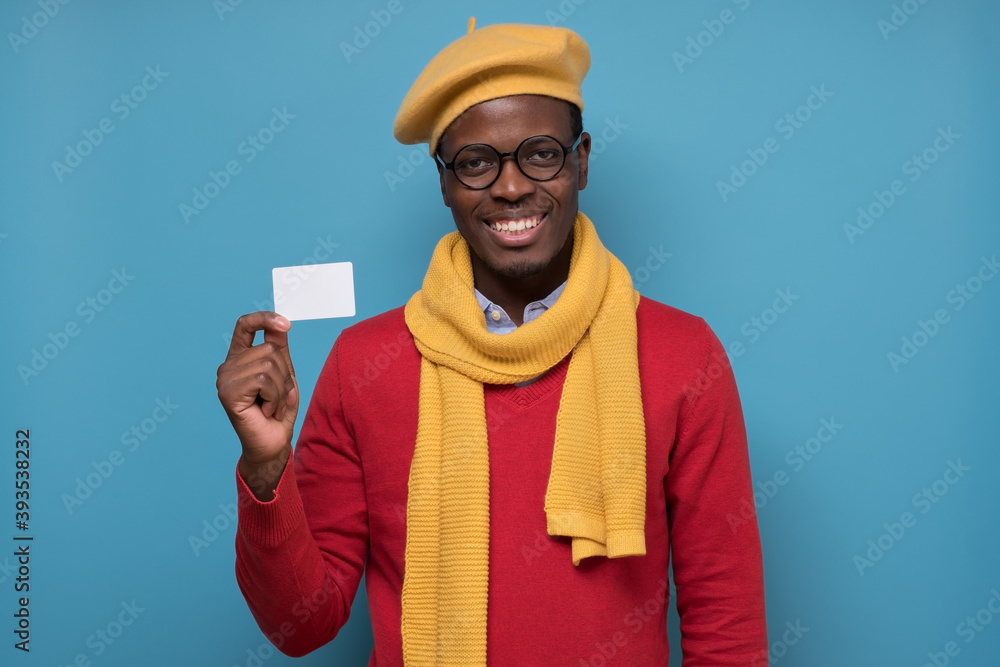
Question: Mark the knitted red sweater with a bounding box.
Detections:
[234,296,768,666]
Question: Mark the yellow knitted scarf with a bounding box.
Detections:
[401,211,647,666]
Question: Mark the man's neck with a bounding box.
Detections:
[472,235,573,327]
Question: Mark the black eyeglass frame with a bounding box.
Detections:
[435,133,584,190]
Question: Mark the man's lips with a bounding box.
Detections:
[481,212,549,247]
[482,213,547,234]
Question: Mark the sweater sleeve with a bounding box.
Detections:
[665,320,769,666]
[234,335,370,657]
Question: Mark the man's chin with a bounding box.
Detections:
[485,256,549,281]
[465,221,574,282]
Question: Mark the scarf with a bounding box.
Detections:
[400,210,647,666]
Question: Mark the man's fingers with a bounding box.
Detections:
[219,311,297,424]
[234,341,298,400]
[264,323,296,382]
[226,311,291,361]
[244,368,288,420]
[228,347,295,396]
[219,349,295,417]
[227,343,294,389]
[262,321,298,416]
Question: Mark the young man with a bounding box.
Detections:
[217,19,768,666]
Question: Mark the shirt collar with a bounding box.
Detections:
[474,280,567,332]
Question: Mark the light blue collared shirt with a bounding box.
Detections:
[474,280,567,387]
[474,280,567,334]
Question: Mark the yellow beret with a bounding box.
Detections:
[393,17,591,156]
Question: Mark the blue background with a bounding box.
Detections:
[2,0,999,665]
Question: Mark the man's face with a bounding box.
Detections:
[436,95,591,281]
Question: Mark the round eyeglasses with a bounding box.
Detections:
[436,134,583,190]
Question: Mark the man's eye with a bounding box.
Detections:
[526,149,559,162]
[458,158,493,172]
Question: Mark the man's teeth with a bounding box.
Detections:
[487,216,543,233]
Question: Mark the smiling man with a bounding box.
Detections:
[217,18,768,667]
[432,95,582,315]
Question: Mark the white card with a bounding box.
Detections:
[272,262,356,321]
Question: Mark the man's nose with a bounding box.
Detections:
[489,155,536,200]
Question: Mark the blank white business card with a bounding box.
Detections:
[272,262,355,321]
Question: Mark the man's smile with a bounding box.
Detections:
[481,212,549,247]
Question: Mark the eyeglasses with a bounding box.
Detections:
[436,134,583,190]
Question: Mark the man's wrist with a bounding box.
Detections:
[238,446,291,502]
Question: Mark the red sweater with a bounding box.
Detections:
[234,296,768,666]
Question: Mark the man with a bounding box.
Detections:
[217,19,768,666]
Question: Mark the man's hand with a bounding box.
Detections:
[217,312,299,500]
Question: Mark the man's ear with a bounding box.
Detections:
[576,131,592,191]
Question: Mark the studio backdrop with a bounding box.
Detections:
[2,0,998,665]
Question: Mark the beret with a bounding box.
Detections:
[393,17,590,156]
